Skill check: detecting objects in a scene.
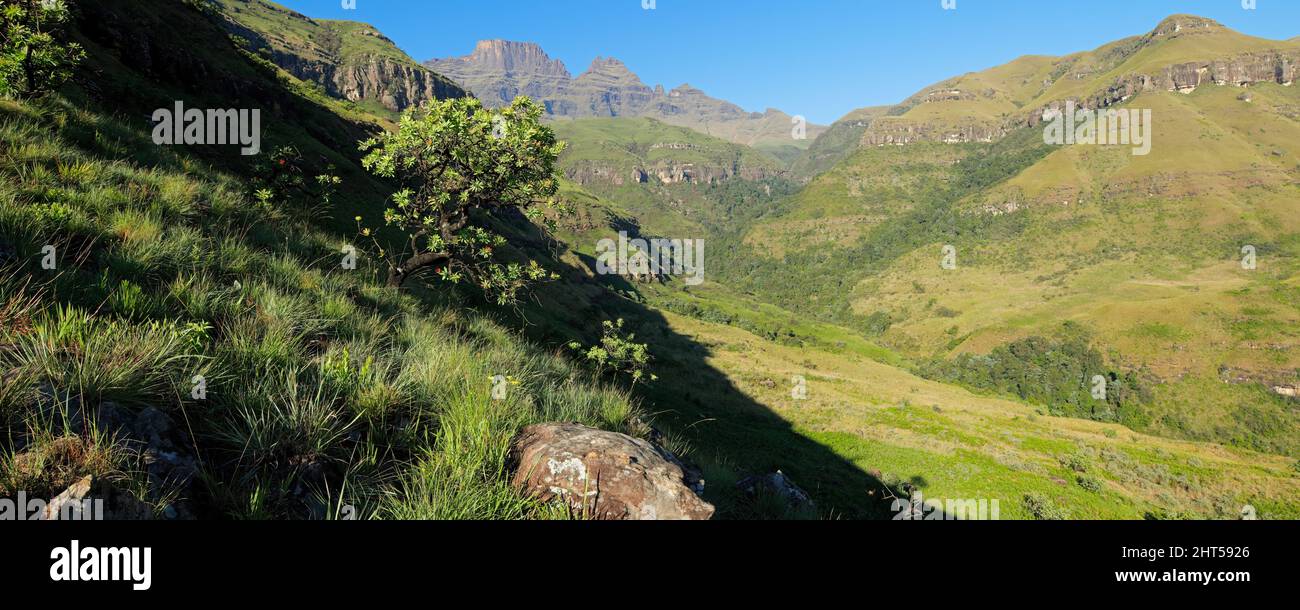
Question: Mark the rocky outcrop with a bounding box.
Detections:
[26,391,199,520]
[863,121,1009,146]
[42,475,152,521]
[737,470,816,515]
[867,16,1300,146]
[564,161,778,186]
[218,4,466,113]
[331,58,465,111]
[1028,51,1298,129]
[509,423,714,520]
[427,40,825,147]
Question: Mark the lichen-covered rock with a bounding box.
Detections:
[509,423,714,520]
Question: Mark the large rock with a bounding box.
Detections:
[509,423,714,520]
[737,470,817,515]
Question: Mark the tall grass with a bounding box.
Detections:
[0,95,645,519]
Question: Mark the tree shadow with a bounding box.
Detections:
[513,232,897,519]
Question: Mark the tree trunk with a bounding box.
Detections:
[386,251,451,288]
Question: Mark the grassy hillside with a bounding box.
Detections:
[0,0,646,520]
[6,1,1294,522]
[214,0,466,119]
[720,16,1300,458]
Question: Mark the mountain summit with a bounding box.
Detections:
[426,40,825,153]
[460,40,571,77]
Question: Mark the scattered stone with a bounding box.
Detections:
[509,423,714,520]
[42,475,151,520]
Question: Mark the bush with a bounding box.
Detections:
[359,97,564,298]
[0,0,86,96]
[1022,492,1071,520]
[1076,475,1103,493]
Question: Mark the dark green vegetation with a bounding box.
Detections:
[919,324,1154,428]
[0,0,85,97]
[713,128,1052,333]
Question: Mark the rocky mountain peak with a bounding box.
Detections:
[425,41,824,147]
[581,57,637,79]
[463,39,570,77]
[1148,14,1225,39]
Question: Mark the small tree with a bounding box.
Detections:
[360,97,567,302]
[568,319,657,387]
[0,0,86,97]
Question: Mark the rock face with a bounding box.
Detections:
[563,161,778,187]
[863,121,1009,146]
[329,57,465,112]
[217,1,466,113]
[509,423,714,520]
[864,15,1300,147]
[427,40,825,147]
[1027,51,1298,129]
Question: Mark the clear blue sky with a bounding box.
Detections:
[275,0,1300,124]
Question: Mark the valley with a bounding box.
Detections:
[1,0,1296,522]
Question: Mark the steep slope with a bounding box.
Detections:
[0,0,646,521]
[726,15,1300,457]
[214,0,466,117]
[789,105,892,180]
[427,40,827,152]
[550,117,795,240]
[860,15,1300,147]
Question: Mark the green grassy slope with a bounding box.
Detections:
[0,0,644,520]
[214,0,466,119]
[723,16,1300,458]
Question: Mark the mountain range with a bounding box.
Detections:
[3,0,1297,522]
[426,39,827,158]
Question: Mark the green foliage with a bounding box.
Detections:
[0,92,644,520]
[1022,492,1071,520]
[360,96,565,300]
[250,145,341,222]
[568,319,657,387]
[710,131,1050,331]
[0,0,85,96]
[1076,475,1103,493]
[919,324,1153,426]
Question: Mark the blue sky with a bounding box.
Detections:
[276,0,1300,124]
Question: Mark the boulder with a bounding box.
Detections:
[737,470,816,514]
[509,423,714,520]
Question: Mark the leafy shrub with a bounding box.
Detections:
[1076,475,1103,493]
[0,0,86,96]
[359,97,564,298]
[1022,492,1071,520]
[569,319,656,387]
